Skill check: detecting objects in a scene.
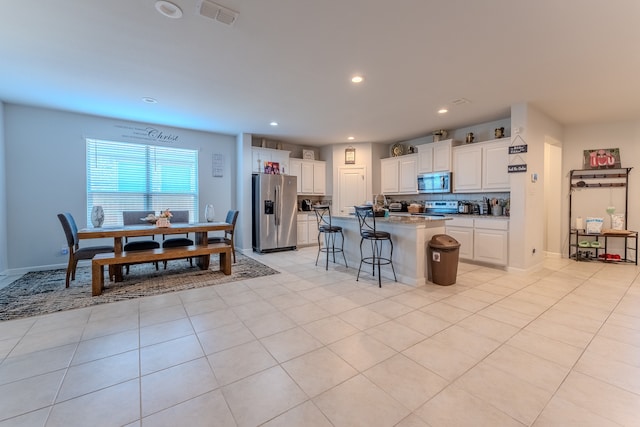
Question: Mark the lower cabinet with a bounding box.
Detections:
[297,213,318,246]
[446,217,509,266]
[445,217,474,260]
[473,219,509,265]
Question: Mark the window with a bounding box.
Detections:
[86,139,199,226]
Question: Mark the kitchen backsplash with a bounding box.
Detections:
[384,192,510,205]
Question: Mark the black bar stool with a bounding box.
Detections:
[354,205,397,287]
[313,204,348,270]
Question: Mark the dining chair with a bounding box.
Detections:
[208,210,239,263]
[354,205,397,288]
[122,210,160,274]
[57,212,114,288]
[161,210,194,268]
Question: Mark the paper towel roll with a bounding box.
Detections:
[575,217,584,230]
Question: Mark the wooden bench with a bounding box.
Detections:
[91,243,232,296]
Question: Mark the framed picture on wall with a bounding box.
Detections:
[345,147,356,164]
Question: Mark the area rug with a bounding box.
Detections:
[0,254,279,321]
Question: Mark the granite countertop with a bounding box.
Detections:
[448,213,510,220]
[334,214,452,224]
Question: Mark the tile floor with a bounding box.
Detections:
[1,247,639,426]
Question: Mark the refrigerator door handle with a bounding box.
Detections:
[274,184,280,226]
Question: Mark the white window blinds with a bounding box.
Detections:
[86,138,199,226]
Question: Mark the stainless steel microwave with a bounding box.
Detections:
[417,172,451,193]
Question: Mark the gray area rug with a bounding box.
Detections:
[0,254,279,321]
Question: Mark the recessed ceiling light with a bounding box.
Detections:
[142,97,158,104]
[347,136,355,140]
[351,75,364,83]
[270,121,278,127]
[438,108,448,114]
[155,1,183,19]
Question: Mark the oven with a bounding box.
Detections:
[423,200,458,215]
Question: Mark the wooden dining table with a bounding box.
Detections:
[78,222,233,282]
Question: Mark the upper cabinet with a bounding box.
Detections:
[452,139,510,193]
[482,139,511,190]
[417,139,453,173]
[381,154,418,194]
[289,158,326,195]
[251,147,290,174]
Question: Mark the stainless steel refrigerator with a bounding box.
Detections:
[252,173,297,253]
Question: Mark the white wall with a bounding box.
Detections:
[237,133,253,254]
[330,142,376,206]
[4,104,236,272]
[0,102,7,273]
[509,103,563,271]
[544,142,563,256]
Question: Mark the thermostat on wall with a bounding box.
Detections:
[302,149,315,160]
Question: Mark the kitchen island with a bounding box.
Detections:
[331,214,451,286]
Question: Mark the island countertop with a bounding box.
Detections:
[331,214,448,286]
[333,213,452,226]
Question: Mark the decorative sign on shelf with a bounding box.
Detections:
[583,148,621,169]
[508,134,528,173]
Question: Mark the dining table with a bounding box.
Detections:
[78,221,233,282]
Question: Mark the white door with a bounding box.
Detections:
[338,167,367,216]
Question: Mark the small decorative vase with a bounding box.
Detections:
[205,204,215,222]
[91,205,104,228]
[156,217,170,228]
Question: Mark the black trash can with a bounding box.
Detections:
[428,234,460,286]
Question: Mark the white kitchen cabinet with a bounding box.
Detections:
[473,218,509,265]
[251,147,290,174]
[452,139,510,193]
[289,159,326,195]
[313,162,326,194]
[297,213,318,246]
[381,157,400,194]
[446,217,509,266]
[289,159,302,193]
[445,217,474,260]
[418,139,452,173]
[381,154,417,194]
[452,144,482,192]
[482,139,511,191]
[446,227,474,260]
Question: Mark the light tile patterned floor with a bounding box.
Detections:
[1,247,639,426]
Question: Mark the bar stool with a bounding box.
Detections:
[313,204,348,270]
[354,205,397,288]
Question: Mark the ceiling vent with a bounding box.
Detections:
[450,98,471,106]
[198,1,238,26]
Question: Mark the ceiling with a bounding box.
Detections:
[0,0,639,146]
